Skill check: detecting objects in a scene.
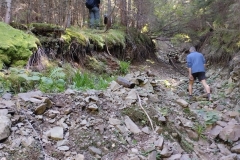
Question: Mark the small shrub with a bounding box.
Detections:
[119,61,130,74]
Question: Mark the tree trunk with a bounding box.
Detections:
[4,0,12,24]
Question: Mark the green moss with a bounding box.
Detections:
[62,27,126,49]
[85,55,106,73]
[0,22,39,68]
[62,28,88,46]
[29,23,63,30]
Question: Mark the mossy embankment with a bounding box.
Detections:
[0,22,39,69]
[1,22,155,72]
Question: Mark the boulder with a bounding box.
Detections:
[0,115,11,141]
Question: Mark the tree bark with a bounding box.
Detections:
[4,0,12,24]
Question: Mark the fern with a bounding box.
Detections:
[49,67,66,80]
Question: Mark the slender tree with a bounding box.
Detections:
[4,0,12,24]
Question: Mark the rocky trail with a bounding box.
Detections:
[1,53,240,160]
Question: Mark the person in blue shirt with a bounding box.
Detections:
[187,46,211,101]
[88,0,100,28]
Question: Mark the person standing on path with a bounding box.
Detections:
[187,46,211,101]
[86,0,100,29]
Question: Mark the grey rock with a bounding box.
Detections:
[89,146,102,155]
[2,93,12,100]
[0,115,11,141]
[219,154,237,160]
[109,81,121,91]
[148,151,157,160]
[160,144,173,158]
[142,126,150,134]
[154,136,164,149]
[34,103,47,115]
[57,146,69,151]
[217,144,232,156]
[176,99,188,108]
[109,118,121,125]
[231,144,240,154]
[18,91,43,101]
[164,154,182,160]
[87,103,98,111]
[124,116,141,134]
[219,123,240,142]
[125,89,137,100]
[0,109,8,116]
[46,126,64,140]
[180,154,191,160]
[209,125,223,139]
[57,140,69,147]
[75,154,84,160]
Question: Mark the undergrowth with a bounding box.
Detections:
[0,65,115,95]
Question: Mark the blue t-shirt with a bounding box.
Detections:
[187,51,206,74]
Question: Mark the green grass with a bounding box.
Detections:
[0,66,115,95]
[119,61,130,74]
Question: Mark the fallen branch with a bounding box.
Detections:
[136,93,154,131]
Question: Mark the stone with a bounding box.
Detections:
[180,154,191,160]
[18,91,43,101]
[109,81,121,91]
[57,140,69,147]
[176,99,188,108]
[124,116,141,134]
[164,154,182,160]
[216,121,228,127]
[89,146,102,155]
[64,108,72,115]
[64,89,75,95]
[209,125,223,139]
[219,154,237,160]
[219,123,240,142]
[22,137,35,147]
[186,129,199,141]
[160,144,173,158]
[148,151,157,160]
[142,126,150,134]
[154,136,164,149]
[57,146,69,151]
[0,109,8,116]
[34,103,47,115]
[46,126,64,140]
[2,93,12,100]
[75,154,84,160]
[109,118,121,125]
[125,89,137,100]
[155,126,163,134]
[228,111,240,118]
[0,115,11,141]
[87,103,98,111]
[231,144,240,154]
[148,94,160,103]
[217,144,232,156]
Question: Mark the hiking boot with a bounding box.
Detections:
[208,94,212,101]
[189,95,193,102]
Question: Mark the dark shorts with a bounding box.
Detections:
[192,72,206,81]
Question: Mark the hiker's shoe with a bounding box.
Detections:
[189,95,193,102]
[208,95,212,101]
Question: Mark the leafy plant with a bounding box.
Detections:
[119,61,130,74]
[194,122,206,139]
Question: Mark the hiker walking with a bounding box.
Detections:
[187,46,211,101]
[86,0,100,29]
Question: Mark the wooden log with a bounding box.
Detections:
[116,76,135,88]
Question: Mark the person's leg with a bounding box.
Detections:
[199,72,211,100]
[189,79,194,96]
[89,9,94,28]
[201,80,210,93]
[93,7,100,28]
